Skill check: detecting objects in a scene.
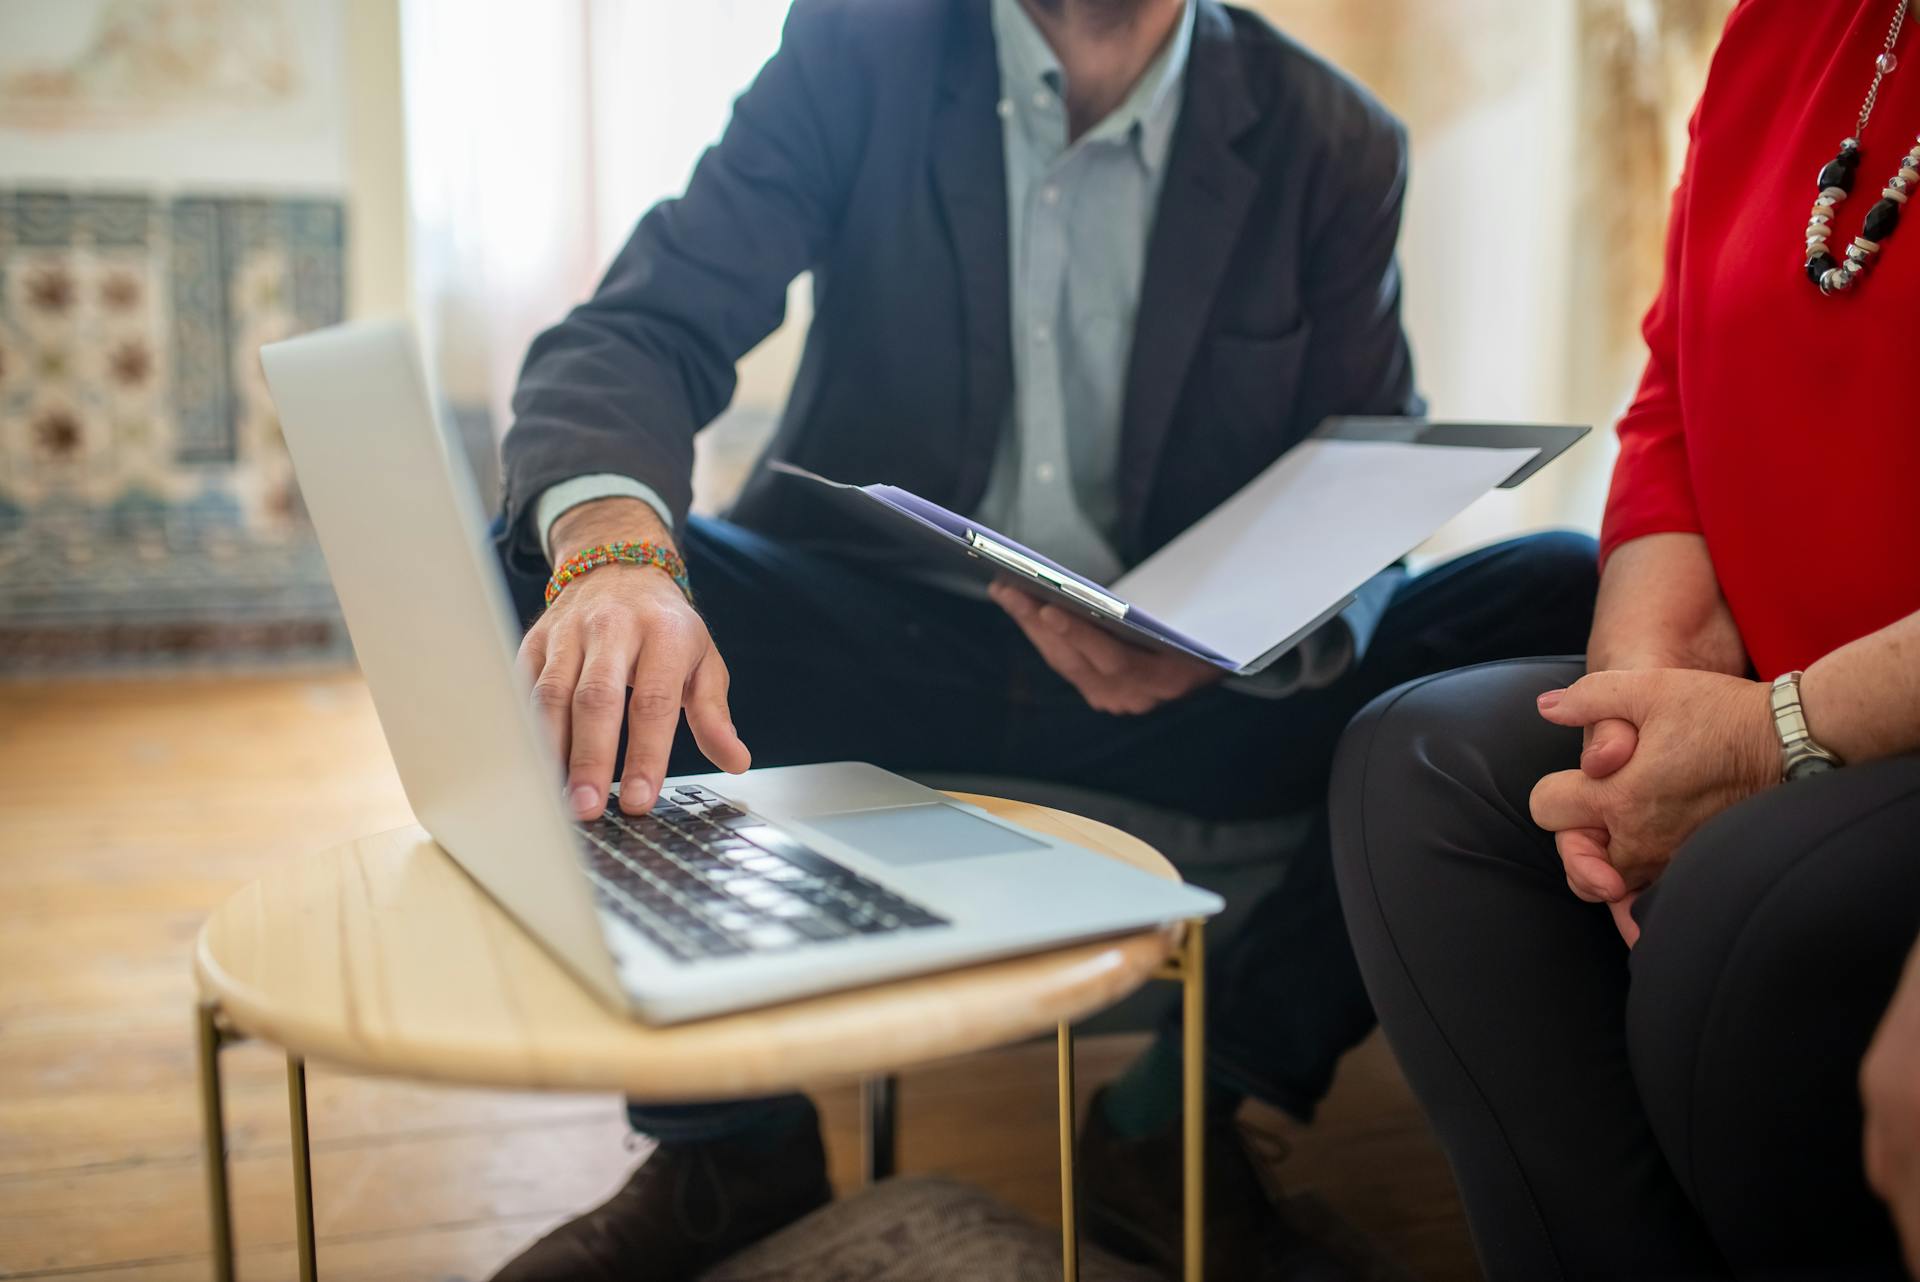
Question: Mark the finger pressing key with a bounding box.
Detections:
[566,627,639,818]
[617,623,700,813]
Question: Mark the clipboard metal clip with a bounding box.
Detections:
[965,531,1129,620]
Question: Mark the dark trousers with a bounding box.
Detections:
[504,517,1599,1139]
[1332,657,1920,1282]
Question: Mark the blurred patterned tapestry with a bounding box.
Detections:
[0,188,349,672]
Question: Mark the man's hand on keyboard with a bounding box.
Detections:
[518,498,750,820]
[989,581,1222,716]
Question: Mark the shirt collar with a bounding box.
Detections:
[990,0,1194,172]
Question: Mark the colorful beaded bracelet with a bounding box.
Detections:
[544,541,692,607]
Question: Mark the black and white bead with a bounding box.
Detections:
[1805,133,1920,294]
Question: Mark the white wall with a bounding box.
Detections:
[1390,1,1611,556]
[343,0,410,320]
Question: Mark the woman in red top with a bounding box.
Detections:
[1331,1,1920,1277]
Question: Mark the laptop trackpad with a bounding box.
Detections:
[803,803,1047,866]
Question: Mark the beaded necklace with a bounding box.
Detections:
[1806,0,1920,294]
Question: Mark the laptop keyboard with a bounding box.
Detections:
[577,784,948,964]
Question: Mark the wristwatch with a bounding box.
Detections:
[1769,670,1844,781]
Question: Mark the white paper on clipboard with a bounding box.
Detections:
[1111,439,1539,669]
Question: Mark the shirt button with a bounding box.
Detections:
[1032,89,1050,110]
[996,98,1013,119]
[1041,184,1061,205]
[1034,463,1057,483]
[1032,323,1052,343]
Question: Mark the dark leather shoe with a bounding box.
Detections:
[1079,1088,1361,1282]
[489,1120,833,1281]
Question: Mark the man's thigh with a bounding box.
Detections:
[999,531,1599,821]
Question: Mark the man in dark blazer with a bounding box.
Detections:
[490,0,1597,1278]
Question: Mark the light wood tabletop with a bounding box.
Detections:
[194,793,1184,1100]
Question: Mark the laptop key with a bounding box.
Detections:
[579,794,947,961]
[744,924,801,950]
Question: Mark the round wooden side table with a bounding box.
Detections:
[193,793,1207,1282]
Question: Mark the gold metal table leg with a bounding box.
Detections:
[288,1057,319,1281]
[1057,1021,1079,1282]
[861,1074,899,1185]
[1181,921,1206,1282]
[196,1003,236,1282]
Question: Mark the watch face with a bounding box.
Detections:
[1786,755,1839,781]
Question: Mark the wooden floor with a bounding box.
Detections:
[0,674,1478,1281]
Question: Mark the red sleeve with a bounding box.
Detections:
[1598,108,1705,568]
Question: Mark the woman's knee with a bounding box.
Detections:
[1333,657,1585,897]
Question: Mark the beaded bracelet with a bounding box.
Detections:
[544,541,692,608]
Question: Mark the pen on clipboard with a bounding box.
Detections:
[965,531,1129,619]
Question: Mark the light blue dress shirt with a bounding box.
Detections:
[968,0,1193,585]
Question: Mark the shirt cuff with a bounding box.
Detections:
[535,474,678,561]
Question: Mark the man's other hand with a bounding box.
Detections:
[517,500,749,820]
[990,580,1222,715]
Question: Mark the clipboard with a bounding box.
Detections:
[1311,417,1587,488]
[770,418,1589,676]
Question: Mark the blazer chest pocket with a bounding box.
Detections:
[1204,322,1313,458]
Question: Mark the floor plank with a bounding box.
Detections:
[8,1217,557,1282]
[1,1115,634,1274]
[0,1024,616,1178]
[0,676,1478,1280]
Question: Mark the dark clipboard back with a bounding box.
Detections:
[767,417,1590,676]
[1314,418,1589,488]
[765,461,1245,670]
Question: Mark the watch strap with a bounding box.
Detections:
[1770,670,1843,780]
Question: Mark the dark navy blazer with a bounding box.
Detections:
[497,0,1421,583]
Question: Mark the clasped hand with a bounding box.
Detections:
[1528,668,1777,945]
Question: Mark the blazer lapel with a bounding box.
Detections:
[1117,0,1260,557]
[930,0,1012,504]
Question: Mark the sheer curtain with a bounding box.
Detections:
[400,0,795,504]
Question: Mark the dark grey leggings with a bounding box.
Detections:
[1332,657,1920,1282]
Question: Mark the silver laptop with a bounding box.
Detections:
[260,320,1221,1024]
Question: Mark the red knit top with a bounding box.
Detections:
[1600,0,1920,680]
